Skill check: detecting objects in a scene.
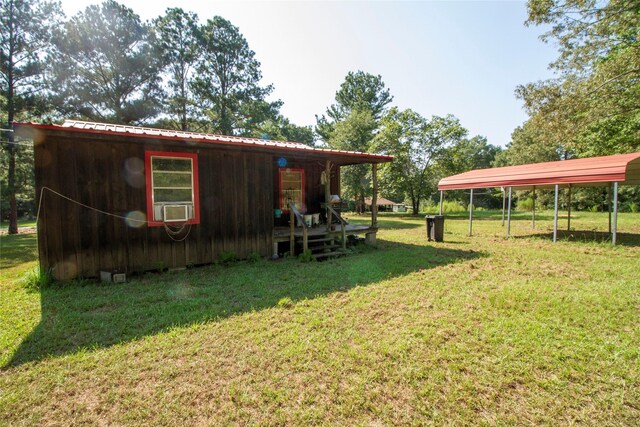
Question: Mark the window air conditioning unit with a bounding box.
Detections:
[163,204,190,222]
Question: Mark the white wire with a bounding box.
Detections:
[36,186,194,241]
[36,186,146,224]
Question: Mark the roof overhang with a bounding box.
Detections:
[13,121,393,166]
[438,153,640,191]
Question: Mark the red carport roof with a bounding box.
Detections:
[438,152,640,190]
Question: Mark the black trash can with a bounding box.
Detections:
[425,215,444,242]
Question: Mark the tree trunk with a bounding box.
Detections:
[7,1,18,234]
[7,138,18,234]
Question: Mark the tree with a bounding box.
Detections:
[439,135,501,174]
[327,109,377,212]
[153,8,200,131]
[191,16,277,135]
[1,0,62,234]
[373,108,467,214]
[494,121,561,167]
[518,0,640,157]
[316,71,392,142]
[50,0,164,124]
[253,115,314,145]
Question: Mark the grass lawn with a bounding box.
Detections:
[0,219,38,232]
[1,211,639,425]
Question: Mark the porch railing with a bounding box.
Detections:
[288,202,308,256]
[326,205,347,250]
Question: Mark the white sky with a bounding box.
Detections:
[58,0,558,146]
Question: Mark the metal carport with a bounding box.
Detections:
[437,152,640,245]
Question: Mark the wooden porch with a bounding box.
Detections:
[272,160,382,260]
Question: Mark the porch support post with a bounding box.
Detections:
[290,212,295,256]
[608,183,612,234]
[612,181,618,246]
[468,188,474,236]
[532,186,536,229]
[501,187,506,226]
[567,185,572,232]
[507,186,512,238]
[371,163,378,228]
[439,190,444,216]
[325,160,331,232]
[553,184,559,243]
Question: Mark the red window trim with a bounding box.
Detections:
[278,168,305,213]
[145,150,200,227]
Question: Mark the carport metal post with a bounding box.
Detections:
[608,183,612,234]
[501,187,506,226]
[553,184,559,242]
[532,186,536,229]
[612,181,618,246]
[468,189,474,236]
[506,186,512,238]
[439,190,444,216]
[567,185,572,232]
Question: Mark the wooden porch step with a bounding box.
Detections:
[305,237,334,243]
[312,251,345,260]
[309,244,340,253]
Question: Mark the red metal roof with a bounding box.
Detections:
[438,152,640,190]
[13,120,393,164]
[364,197,403,206]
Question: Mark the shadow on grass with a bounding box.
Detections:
[6,240,483,367]
[0,234,38,270]
[513,230,640,247]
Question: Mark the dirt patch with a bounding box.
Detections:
[0,226,37,236]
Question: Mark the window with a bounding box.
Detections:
[279,168,305,213]
[145,151,200,226]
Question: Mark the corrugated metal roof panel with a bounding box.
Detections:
[13,120,393,164]
[438,153,640,190]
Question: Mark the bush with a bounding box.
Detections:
[441,200,466,213]
[247,251,262,263]
[22,268,53,292]
[220,251,237,265]
[298,249,314,263]
[517,197,534,211]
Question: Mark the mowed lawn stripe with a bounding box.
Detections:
[1,211,639,425]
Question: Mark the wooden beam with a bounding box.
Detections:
[290,210,295,256]
[371,163,378,228]
[439,190,444,216]
[553,184,559,243]
[325,160,331,232]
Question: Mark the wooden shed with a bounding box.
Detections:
[15,120,392,280]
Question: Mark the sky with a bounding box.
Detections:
[58,0,559,147]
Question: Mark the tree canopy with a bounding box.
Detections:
[373,108,469,213]
[51,0,164,124]
[152,8,200,131]
[1,0,62,233]
[516,0,640,158]
[191,16,279,136]
[316,70,392,142]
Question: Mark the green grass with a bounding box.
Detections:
[0,219,37,231]
[1,211,639,425]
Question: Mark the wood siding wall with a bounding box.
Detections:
[35,136,275,280]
